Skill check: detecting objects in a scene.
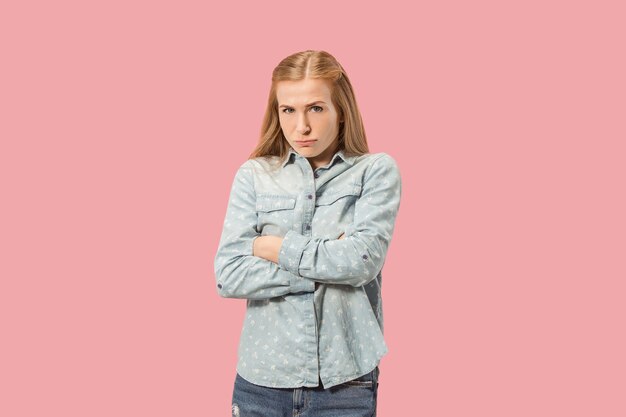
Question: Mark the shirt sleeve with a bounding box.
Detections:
[214,161,316,299]
[278,153,402,287]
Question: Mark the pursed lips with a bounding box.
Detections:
[295,139,317,146]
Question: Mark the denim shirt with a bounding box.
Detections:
[214,148,402,389]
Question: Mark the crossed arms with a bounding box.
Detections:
[214,154,401,300]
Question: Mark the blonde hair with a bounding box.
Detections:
[249,50,369,161]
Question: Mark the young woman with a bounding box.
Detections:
[214,50,401,416]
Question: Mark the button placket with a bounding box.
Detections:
[302,188,315,235]
[296,157,316,236]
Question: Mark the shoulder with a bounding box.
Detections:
[235,156,283,176]
[357,153,402,197]
[353,152,400,176]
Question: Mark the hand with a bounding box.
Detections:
[253,235,283,264]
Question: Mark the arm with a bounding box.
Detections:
[213,162,315,299]
[253,233,345,263]
[274,154,401,287]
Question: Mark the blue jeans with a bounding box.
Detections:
[231,368,379,417]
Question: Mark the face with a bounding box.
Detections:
[276,78,341,169]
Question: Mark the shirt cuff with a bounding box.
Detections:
[285,269,315,293]
[278,230,309,276]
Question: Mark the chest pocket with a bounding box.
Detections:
[256,194,297,236]
[315,182,362,207]
[313,183,362,234]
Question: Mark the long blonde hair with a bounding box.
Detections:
[249,50,369,161]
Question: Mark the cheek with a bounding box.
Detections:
[316,115,334,132]
[279,117,293,131]
[323,119,339,136]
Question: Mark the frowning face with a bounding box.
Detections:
[276,78,341,169]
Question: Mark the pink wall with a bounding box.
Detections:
[1,1,625,416]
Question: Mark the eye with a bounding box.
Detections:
[281,108,294,114]
[310,106,323,113]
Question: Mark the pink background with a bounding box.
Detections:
[1,1,625,416]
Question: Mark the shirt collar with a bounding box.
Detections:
[281,147,358,168]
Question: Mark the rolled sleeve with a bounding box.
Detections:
[278,230,310,275]
[288,268,316,293]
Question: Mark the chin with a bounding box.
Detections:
[298,149,320,157]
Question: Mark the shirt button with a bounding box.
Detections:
[314,172,319,178]
[362,254,369,260]
[217,283,223,289]
[307,194,313,199]
[305,224,311,230]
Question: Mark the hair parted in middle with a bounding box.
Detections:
[249,50,369,161]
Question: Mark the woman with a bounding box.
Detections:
[214,50,401,416]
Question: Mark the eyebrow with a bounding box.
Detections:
[278,101,326,109]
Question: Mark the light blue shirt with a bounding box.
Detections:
[214,148,402,388]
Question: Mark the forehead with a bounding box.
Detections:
[275,78,333,105]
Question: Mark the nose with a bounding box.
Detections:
[296,112,311,135]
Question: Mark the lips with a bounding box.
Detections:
[295,139,317,147]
